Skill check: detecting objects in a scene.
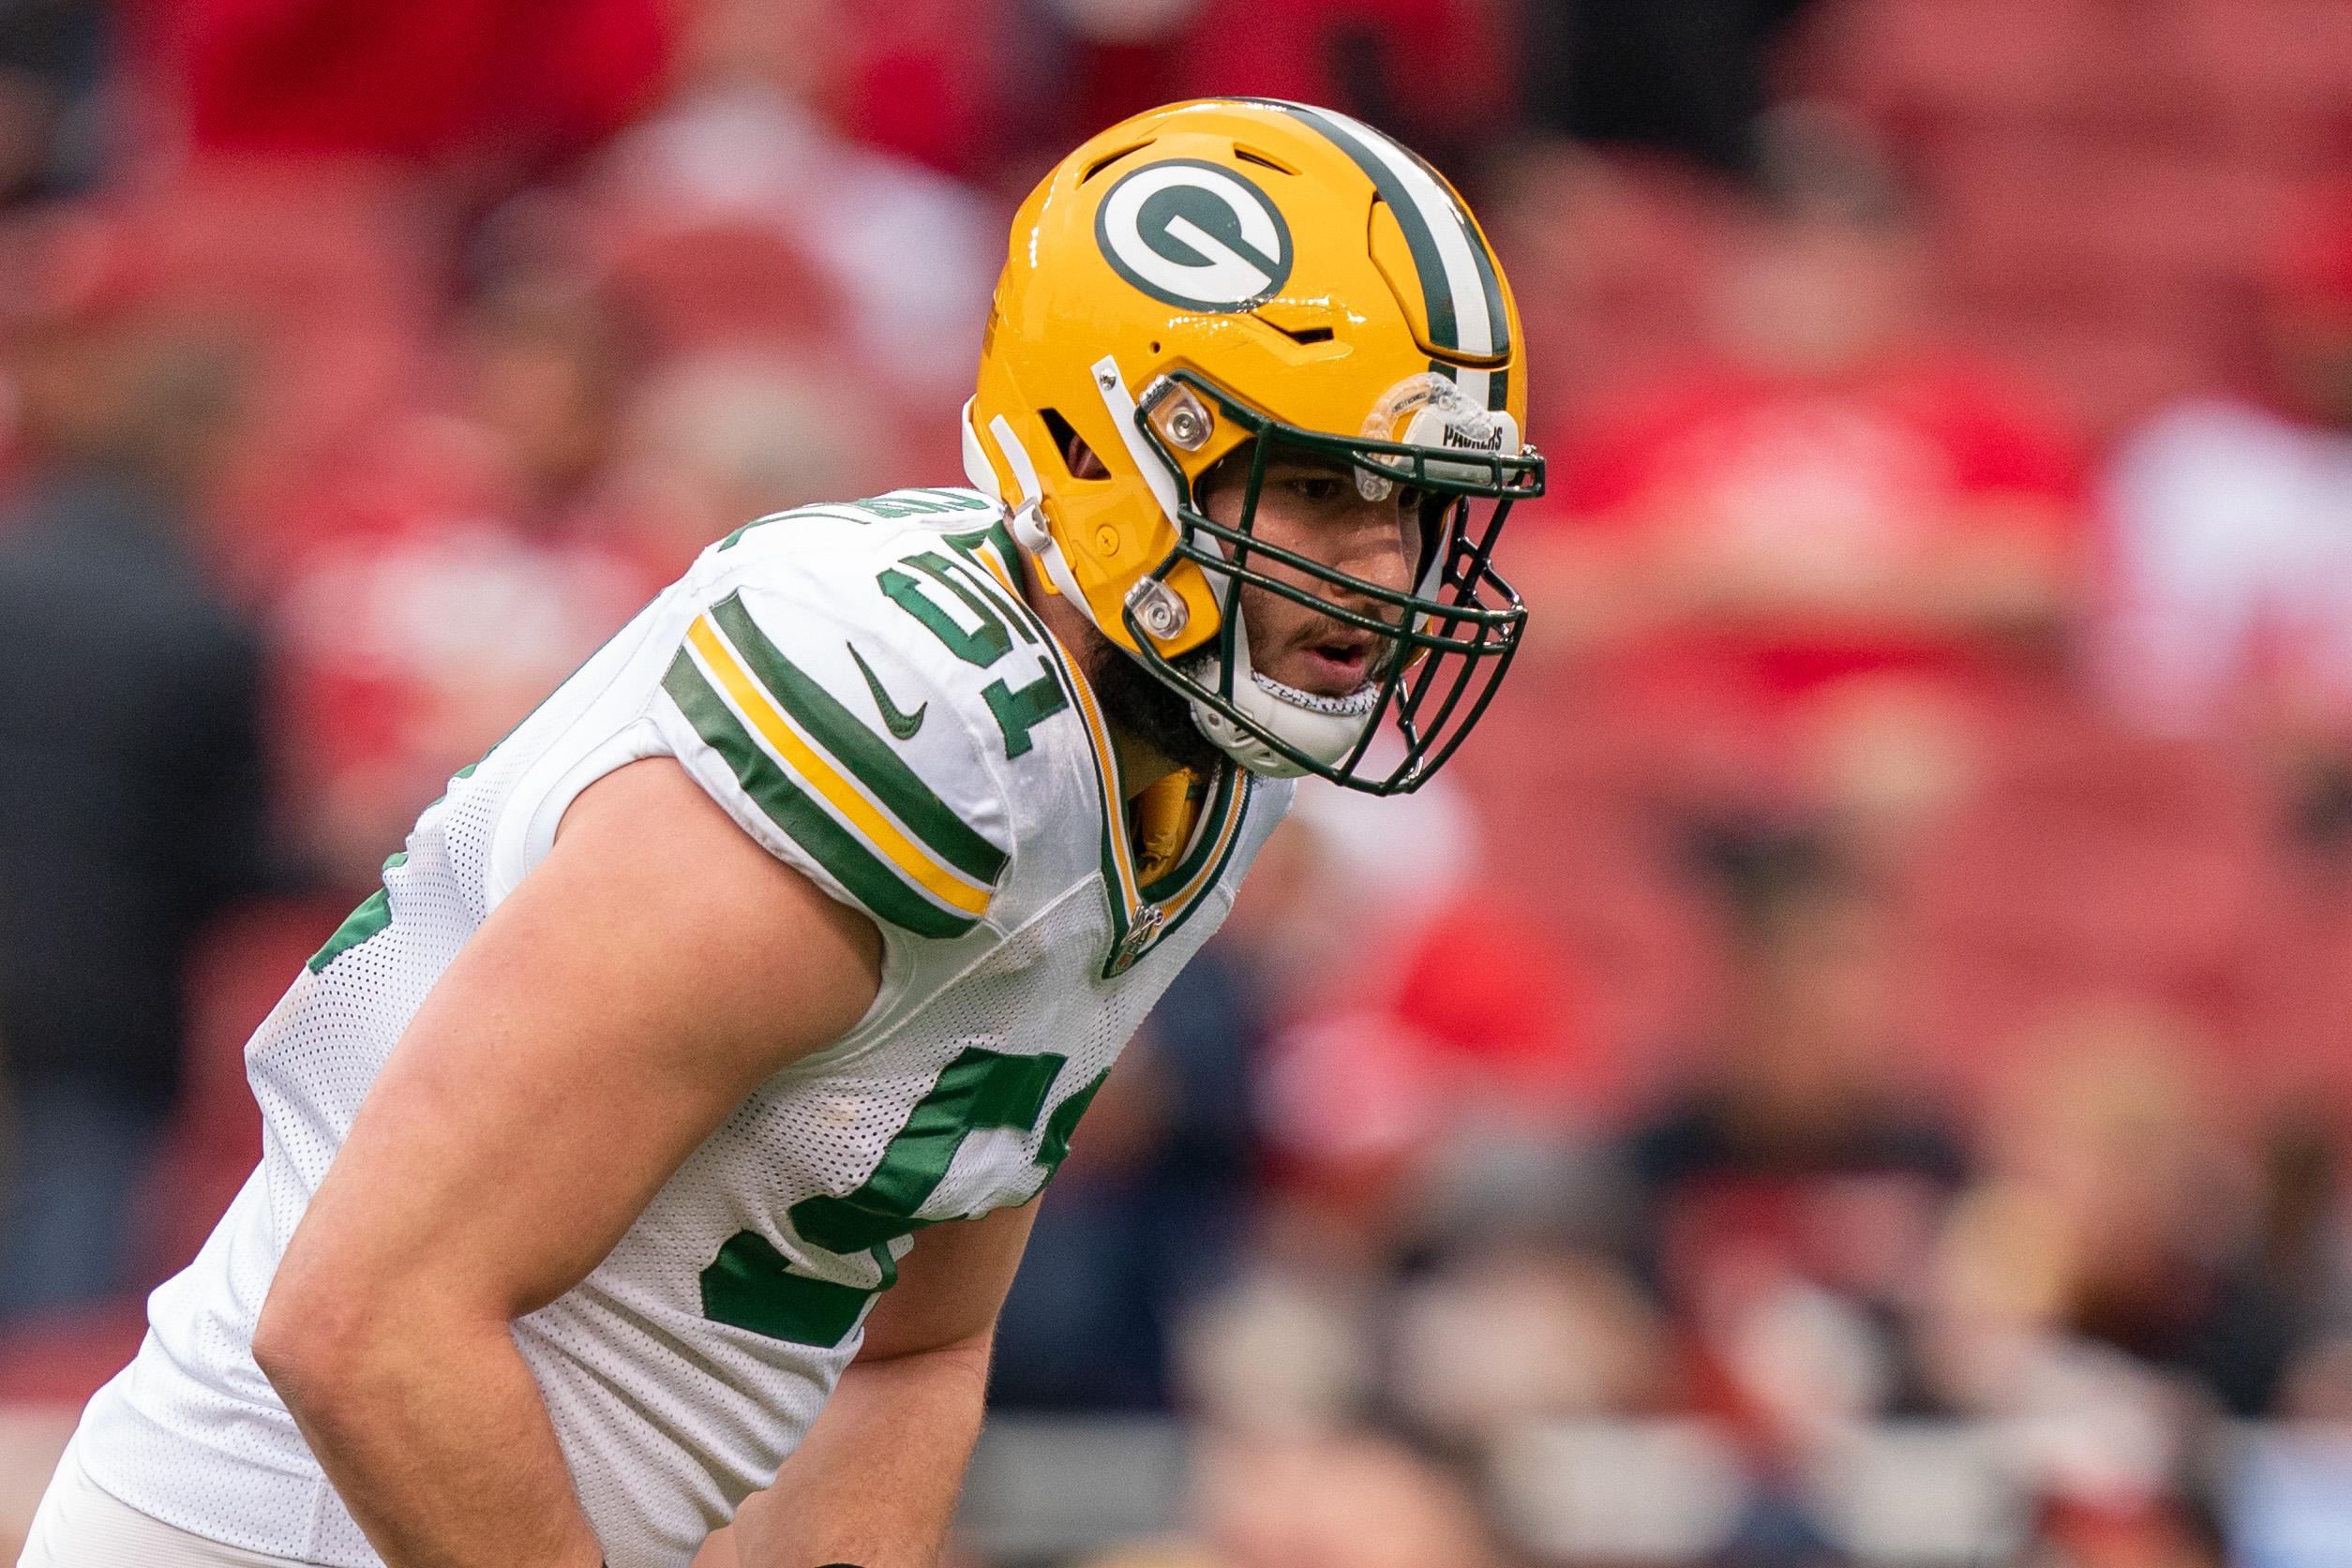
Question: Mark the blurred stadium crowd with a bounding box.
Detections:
[3,1,2352,1564]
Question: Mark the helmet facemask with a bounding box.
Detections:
[1121,368,1538,796]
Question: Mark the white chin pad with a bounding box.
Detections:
[1356,371,1521,500]
[1189,668,1379,777]
[1182,611,1379,777]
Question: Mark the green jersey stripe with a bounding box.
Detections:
[663,650,977,939]
[700,1231,881,1348]
[708,593,1008,888]
[307,851,410,973]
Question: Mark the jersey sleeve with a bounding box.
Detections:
[647,577,1015,940]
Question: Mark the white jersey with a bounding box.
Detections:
[76,487,1291,1568]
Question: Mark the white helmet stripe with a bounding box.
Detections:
[1240,100,1510,410]
[1298,107,1495,358]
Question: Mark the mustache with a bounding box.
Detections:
[1289,604,1414,685]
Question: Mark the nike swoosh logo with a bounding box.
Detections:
[848,643,926,739]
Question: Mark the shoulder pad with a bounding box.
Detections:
[652,553,1034,940]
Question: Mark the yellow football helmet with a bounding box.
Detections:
[962,97,1539,794]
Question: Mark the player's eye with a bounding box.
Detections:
[1282,474,1347,504]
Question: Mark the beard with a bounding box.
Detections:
[1080,626,1230,779]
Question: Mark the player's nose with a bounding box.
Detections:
[1323,500,1416,610]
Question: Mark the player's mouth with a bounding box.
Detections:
[1290,627,1386,696]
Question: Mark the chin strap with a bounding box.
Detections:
[962,395,1377,779]
[1185,606,1378,777]
[961,398,1100,628]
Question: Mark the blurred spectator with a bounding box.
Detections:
[597,350,895,581]
[592,0,997,421]
[2201,1114,2352,1421]
[1073,1544,1236,1568]
[270,272,650,890]
[0,0,109,205]
[1389,1243,1671,1441]
[1593,844,1969,1564]
[1192,1427,1509,1568]
[1930,1008,2352,1426]
[1481,142,1736,440]
[991,947,1273,1411]
[1087,0,1506,175]
[1918,1007,2250,1557]
[1523,0,1827,177]
[0,297,269,1320]
[1177,1262,1379,1434]
[2101,187,2352,848]
[1613,844,1966,1433]
[1529,108,2083,851]
[1239,772,1598,1262]
[2225,1426,2352,1568]
[147,0,669,184]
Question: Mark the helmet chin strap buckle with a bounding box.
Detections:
[1008,498,1054,555]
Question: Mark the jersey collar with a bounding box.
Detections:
[947,521,1254,978]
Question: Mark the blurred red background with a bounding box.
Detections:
[4,3,2352,1565]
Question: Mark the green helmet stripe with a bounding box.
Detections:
[1399,138,1513,368]
[1254,99,1457,351]
[1241,97,1511,379]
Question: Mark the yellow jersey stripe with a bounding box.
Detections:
[1164,781,1250,911]
[687,617,992,918]
[1046,639,1139,908]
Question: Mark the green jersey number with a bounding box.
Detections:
[699,1047,1105,1348]
[876,551,1069,759]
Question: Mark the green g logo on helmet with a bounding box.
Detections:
[1094,159,1294,312]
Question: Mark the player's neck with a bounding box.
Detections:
[1018,558,1186,801]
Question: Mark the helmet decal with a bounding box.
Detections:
[1094,158,1294,312]
[973,98,1536,795]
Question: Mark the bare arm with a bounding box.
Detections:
[252,757,885,1568]
[695,1200,1042,1568]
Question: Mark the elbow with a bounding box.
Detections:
[251,1269,359,1413]
[253,1247,421,1416]
[254,1255,514,1417]
[855,1325,996,1378]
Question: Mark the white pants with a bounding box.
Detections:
[19,1436,322,1568]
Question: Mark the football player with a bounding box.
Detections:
[21,97,1538,1568]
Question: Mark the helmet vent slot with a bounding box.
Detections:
[1232,145,1298,175]
[1080,140,1154,183]
[1256,317,1333,345]
[1039,407,1106,479]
